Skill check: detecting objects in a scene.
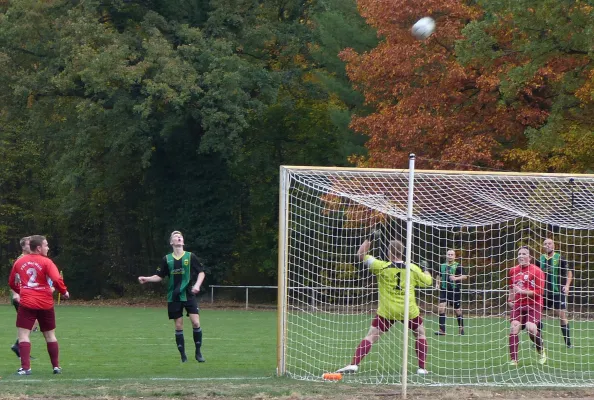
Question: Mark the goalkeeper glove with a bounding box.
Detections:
[368,228,381,242]
[419,260,428,272]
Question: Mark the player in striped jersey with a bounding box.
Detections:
[435,249,467,336]
[138,231,206,363]
[535,238,573,348]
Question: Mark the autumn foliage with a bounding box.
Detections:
[340,0,593,172]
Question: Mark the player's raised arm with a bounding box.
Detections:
[435,270,440,290]
[357,239,371,262]
[412,261,432,288]
[138,275,163,284]
[139,256,169,284]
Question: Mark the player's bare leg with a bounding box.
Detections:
[435,302,447,335]
[526,321,546,365]
[336,326,383,374]
[413,324,428,374]
[509,320,521,365]
[535,308,548,348]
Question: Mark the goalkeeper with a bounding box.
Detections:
[336,238,433,375]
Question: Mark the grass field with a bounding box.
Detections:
[1,304,594,399]
[285,311,594,386]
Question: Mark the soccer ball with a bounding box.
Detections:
[411,17,436,40]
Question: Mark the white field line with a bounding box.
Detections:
[6,376,274,383]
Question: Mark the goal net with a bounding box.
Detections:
[277,165,594,386]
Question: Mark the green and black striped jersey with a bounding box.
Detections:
[536,253,569,294]
[156,251,205,302]
[439,262,464,292]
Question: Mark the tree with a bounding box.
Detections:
[341,0,530,169]
[199,0,376,283]
[0,0,385,293]
[309,0,378,158]
[457,0,594,173]
[0,120,46,276]
[0,0,273,294]
[342,0,594,173]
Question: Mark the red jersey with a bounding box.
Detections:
[509,264,544,306]
[9,254,67,310]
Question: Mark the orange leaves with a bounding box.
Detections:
[321,188,393,229]
[339,1,506,169]
[515,108,548,127]
[575,69,594,104]
[355,0,476,40]
[339,0,594,173]
[339,1,577,171]
[27,92,35,108]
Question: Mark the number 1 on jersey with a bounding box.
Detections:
[394,270,403,291]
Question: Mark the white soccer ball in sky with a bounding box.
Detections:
[411,17,436,40]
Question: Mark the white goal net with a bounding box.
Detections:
[277,164,594,386]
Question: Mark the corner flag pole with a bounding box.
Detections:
[57,270,63,305]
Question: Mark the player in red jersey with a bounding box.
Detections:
[508,246,546,366]
[8,235,70,375]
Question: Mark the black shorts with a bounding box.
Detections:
[167,297,199,319]
[544,292,567,310]
[439,290,462,309]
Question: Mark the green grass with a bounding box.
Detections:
[1,304,276,380]
[285,312,594,386]
[1,304,593,398]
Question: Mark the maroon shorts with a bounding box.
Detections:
[16,305,56,332]
[510,303,542,326]
[372,314,423,333]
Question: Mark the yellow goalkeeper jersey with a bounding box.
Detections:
[364,255,433,321]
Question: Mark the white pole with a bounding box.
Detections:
[277,166,290,376]
[401,154,416,399]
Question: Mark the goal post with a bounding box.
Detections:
[277,162,594,387]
